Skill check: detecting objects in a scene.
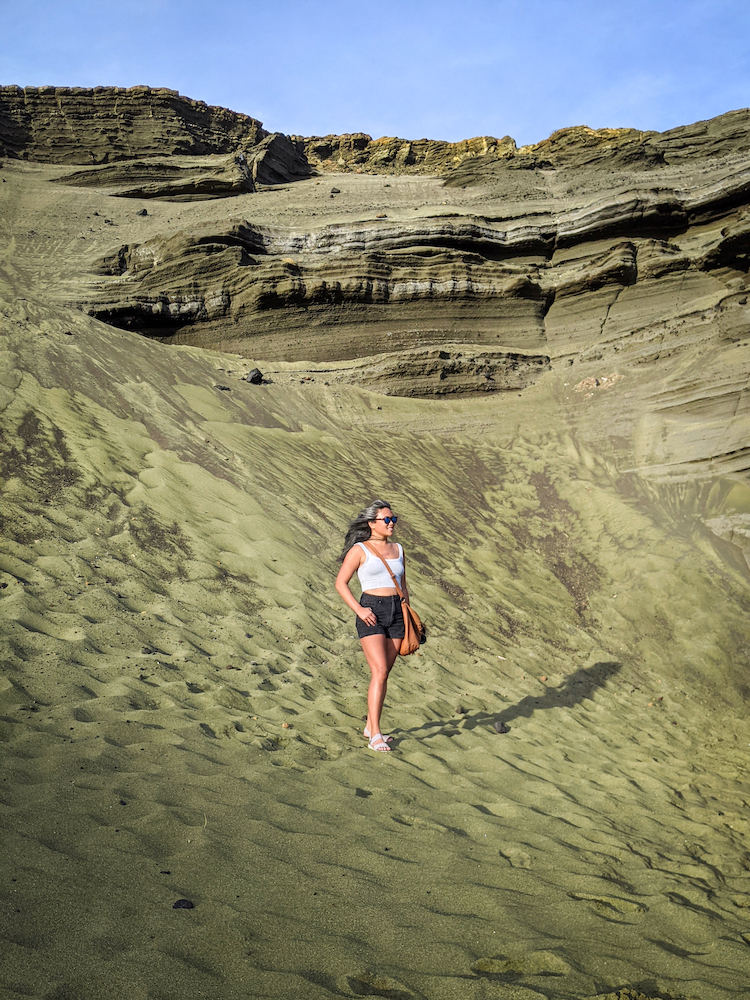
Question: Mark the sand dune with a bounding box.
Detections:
[2,113,750,1000]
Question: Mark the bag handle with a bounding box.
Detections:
[362,541,407,602]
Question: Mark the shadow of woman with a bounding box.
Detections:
[401,661,622,739]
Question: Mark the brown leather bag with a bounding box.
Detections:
[363,543,426,656]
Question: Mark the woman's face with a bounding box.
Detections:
[369,507,395,537]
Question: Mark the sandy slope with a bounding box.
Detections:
[2,159,750,1000]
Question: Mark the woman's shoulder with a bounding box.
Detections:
[343,541,366,565]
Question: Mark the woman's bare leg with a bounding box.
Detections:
[361,635,402,741]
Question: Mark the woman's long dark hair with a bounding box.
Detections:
[340,499,392,561]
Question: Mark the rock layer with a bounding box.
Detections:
[299,109,750,179]
[59,113,749,481]
[0,85,266,163]
[50,136,310,201]
[7,86,749,183]
[50,154,256,200]
[446,109,750,183]
[78,162,750,359]
[4,91,750,480]
[299,132,518,175]
[253,345,551,397]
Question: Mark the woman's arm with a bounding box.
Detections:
[335,546,373,621]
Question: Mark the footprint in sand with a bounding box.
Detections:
[391,813,468,837]
[568,891,647,915]
[498,846,533,868]
[344,970,414,999]
[472,950,572,977]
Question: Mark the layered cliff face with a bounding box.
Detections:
[1,88,749,611]
[299,108,750,178]
[299,132,518,175]
[81,174,750,347]
[48,134,310,200]
[446,108,750,181]
[60,121,750,491]
[6,85,748,193]
[5,87,748,489]
[0,85,267,163]
[0,87,311,198]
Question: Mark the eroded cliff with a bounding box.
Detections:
[57,125,750,491]
[3,90,750,501]
[0,85,267,163]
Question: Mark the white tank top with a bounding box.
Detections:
[356,542,404,592]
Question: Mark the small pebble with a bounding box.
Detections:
[494,721,510,734]
[173,899,194,909]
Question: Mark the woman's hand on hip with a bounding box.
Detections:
[358,607,377,626]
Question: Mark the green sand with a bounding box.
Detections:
[2,159,750,1000]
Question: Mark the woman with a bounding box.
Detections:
[335,500,408,752]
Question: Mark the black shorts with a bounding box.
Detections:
[356,593,405,640]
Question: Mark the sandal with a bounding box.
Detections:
[364,727,393,743]
[368,733,392,752]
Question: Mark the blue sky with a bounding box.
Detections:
[2,0,749,145]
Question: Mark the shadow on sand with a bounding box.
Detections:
[403,661,622,740]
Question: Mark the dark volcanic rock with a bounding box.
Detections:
[299,132,517,176]
[6,84,748,191]
[350,345,551,397]
[0,85,267,164]
[50,136,310,201]
[445,109,750,186]
[76,159,750,349]
[0,87,310,194]
[298,110,750,181]
[52,154,256,200]
[250,133,309,186]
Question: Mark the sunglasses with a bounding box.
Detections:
[374,516,398,525]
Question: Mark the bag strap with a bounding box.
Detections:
[363,542,406,602]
